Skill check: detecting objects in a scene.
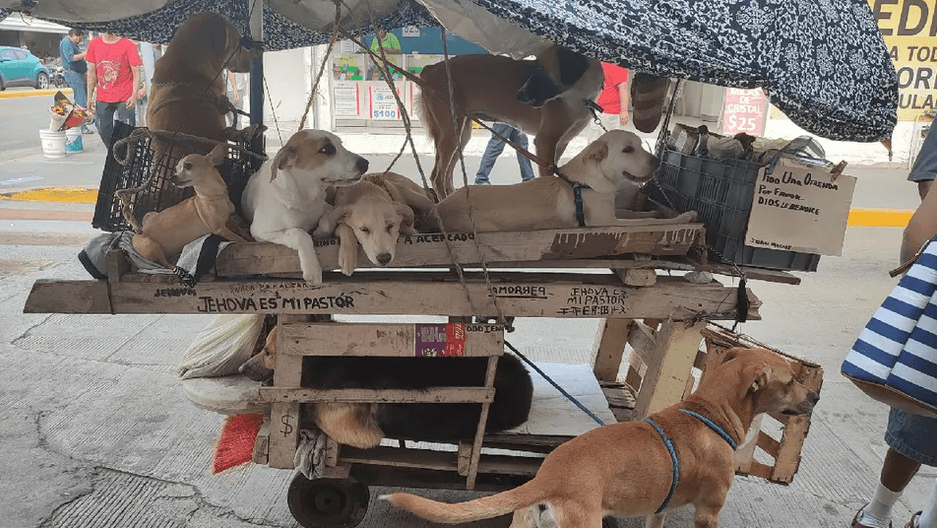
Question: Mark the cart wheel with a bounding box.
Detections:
[287,474,370,528]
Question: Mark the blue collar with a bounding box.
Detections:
[679,409,738,450]
[644,410,738,514]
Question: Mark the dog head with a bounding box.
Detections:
[578,129,658,194]
[239,325,277,382]
[269,130,369,189]
[720,347,819,417]
[332,181,415,267]
[517,46,596,107]
[172,143,228,189]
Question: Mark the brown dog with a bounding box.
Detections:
[417,46,604,198]
[383,347,820,528]
[130,143,251,269]
[431,130,695,233]
[323,172,436,275]
[147,12,255,143]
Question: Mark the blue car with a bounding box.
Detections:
[0,46,50,90]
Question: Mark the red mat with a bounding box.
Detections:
[211,413,263,474]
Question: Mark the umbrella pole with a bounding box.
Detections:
[248,0,264,159]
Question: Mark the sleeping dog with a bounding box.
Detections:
[417,45,604,198]
[239,325,533,448]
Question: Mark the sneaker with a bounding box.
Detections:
[904,512,921,528]
[853,503,892,528]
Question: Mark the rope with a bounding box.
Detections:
[504,340,606,427]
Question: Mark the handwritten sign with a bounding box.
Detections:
[721,88,767,136]
[745,157,856,256]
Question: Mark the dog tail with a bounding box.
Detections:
[381,481,544,524]
[413,90,437,144]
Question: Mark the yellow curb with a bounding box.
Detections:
[847,208,914,227]
[0,88,72,99]
[0,187,97,203]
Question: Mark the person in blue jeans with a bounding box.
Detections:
[58,29,93,134]
[474,122,535,184]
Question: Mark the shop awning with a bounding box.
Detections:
[0,0,898,142]
[0,12,69,34]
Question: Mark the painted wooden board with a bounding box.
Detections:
[23,274,762,320]
[278,322,504,358]
[214,223,703,276]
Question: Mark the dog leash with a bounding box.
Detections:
[644,409,738,514]
[504,340,606,427]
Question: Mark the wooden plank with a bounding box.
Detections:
[756,429,781,457]
[591,319,632,382]
[252,417,270,465]
[627,320,657,365]
[23,275,762,322]
[214,224,704,275]
[277,322,504,358]
[734,414,764,474]
[339,445,543,477]
[268,318,304,469]
[259,387,495,404]
[466,355,499,490]
[633,319,706,418]
[746,460,774,480]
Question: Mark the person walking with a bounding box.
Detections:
[85,32,142,148]
[58,29,93,134]
[474,122,535,185]
[588,62,630,142]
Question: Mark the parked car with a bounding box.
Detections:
[0,46,50,90]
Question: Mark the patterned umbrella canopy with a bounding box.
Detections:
[0,0,897,142]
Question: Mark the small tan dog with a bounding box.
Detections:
[418,46,604,198]
[147,12,255,142]
[130,143,251,269]
[321,172,435,275]
[432,129,694,233]
[384,347,820,528]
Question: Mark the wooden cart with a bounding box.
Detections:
[24,223,822,528]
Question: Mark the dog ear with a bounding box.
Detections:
[750,364,773,392]
[207,143,228,166]
[584,140,609,164]
[270,146,297,182]
[330,204,354,226]
[396,203,416,234]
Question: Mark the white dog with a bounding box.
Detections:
[240,130,369,284]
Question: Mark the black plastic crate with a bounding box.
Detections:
[92,121,262,232]
[649,148,820,272]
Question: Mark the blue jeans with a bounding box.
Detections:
[95,101,136,149]
[64,70,88,113]
[909,123,937,182]
[885,407,937,466]
[475,123,535,184]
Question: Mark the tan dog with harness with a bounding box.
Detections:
[383,347,820,528]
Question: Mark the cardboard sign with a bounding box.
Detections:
[745,157,856,256]
[722,88,767,136]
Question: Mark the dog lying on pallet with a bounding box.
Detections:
[127,143,251,270]
[319,171,436,275]
[239,325,533,448]
[384,347,820,528]
[417,46,604,198]
[240,130,369,285]
[429,129,695,233]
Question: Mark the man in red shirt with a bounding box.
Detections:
[588,62,630,141]
[85,33,142,147]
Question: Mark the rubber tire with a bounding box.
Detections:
[287,474,370,528]
[35,71,49,90]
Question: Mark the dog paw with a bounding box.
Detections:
[673,211,698,223]
[302,265,323,285]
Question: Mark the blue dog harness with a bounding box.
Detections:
[643,409,738,514]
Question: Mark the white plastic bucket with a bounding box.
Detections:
[39,129,67,158]
[65,128,83,153]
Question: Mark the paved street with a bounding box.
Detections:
[0,89,934,528]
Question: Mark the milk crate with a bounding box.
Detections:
[92,121,262,232]
[648,148,821,271]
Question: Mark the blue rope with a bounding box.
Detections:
[504,340,606,426]
[680,409,737,450]
[644,417,679,514]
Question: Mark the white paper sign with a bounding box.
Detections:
[333,81,360,117]
[745,157,856,256]
[368,84,402,120]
